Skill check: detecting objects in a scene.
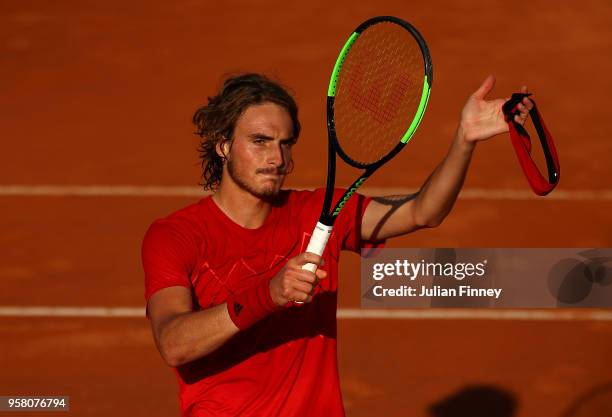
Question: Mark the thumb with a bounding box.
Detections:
[472,75,496,100]
[298,252,323,267]
[315,268,327,280]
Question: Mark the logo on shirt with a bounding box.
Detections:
[233,302,243,316]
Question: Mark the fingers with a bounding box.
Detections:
[281,282,313,303]
[292,268,327,303]
[513,95,534,125]
[518,84,533,109]
[472,74,496,100]
[294,268,319,283]
[292,267,328,283]
[272,252,328,305]
[292,293,313,304]
[295,252,325,276]
[281,271,318,303]
[292,279,316,295]
[514,105,527,124]
[294,252,324,267]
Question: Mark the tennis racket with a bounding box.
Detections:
[302,16,433,274]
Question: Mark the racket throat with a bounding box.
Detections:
[332,175,369,218]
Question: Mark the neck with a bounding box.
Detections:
[212,179,273,229]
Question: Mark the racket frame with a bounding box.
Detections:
[320,15,433,227]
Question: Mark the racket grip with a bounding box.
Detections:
[302,222,333,273]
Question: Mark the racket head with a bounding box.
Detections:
[327,16,433,169]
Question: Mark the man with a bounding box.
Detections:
[142,73,532,416]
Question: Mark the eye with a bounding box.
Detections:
[282,139,296,148]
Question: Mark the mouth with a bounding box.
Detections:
[261,174,283,181]
[258,170,284,178]
[258,172,286,187]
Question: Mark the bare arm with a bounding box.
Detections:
[362,131,475,240]
[148,253,325,367]
[148,287,239,367]
[362,75,533,241]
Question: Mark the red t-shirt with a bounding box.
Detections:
[142,188,381,417]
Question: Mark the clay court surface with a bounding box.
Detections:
[1,1,611,416]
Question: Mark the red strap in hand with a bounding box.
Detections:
[503,93,560,196]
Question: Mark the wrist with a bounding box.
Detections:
[455,124,477,153]
[227,278,280,330]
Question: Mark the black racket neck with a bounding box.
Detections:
[320,108,337,227]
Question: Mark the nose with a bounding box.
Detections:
[268,142,287,170]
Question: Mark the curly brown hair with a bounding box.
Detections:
[192,73,301,191]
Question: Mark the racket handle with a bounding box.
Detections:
[302,222,333,273]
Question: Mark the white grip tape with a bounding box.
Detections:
[301,222,333,273]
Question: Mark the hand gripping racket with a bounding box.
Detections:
[302,16,433,274]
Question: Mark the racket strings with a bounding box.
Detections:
[334,21,424,166]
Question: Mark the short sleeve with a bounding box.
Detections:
[335,191,386,254]
[141,220,197,303]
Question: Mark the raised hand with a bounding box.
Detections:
[459,75,533,144]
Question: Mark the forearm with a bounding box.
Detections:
[362,127,477,240]
[412,125,475,226]
[363,76,529,240]
[157,303,239,367]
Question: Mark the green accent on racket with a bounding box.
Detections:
[401,76,431,144]
[328,32,359,97]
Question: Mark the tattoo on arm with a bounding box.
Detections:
[368,193,419,240]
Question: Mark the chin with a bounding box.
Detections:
[257,179,285,198]
[259,184,283,197]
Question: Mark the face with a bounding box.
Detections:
[220,102,296,199]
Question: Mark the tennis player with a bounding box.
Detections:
[142,73,532,417]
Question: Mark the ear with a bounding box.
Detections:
[215,139,230,160]
[285,158,294,175]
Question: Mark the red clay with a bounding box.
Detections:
[1,1,611,416]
